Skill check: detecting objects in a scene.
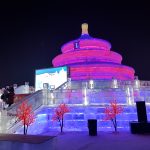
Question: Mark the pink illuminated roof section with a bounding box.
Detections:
[70,65,134,80]
[61,39,112,53]
[52,23,135,80]
[53,50,122,66]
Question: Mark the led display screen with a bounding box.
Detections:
[35,66,68,91]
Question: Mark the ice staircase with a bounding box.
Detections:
[15,103,150,134]
[0,90,47,133]
[14,105,138,134]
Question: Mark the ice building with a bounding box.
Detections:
[4,23,150,134]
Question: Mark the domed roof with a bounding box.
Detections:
[52,23,135,80]
[61,23,112,53]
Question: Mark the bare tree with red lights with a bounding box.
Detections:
[52,103,70,133]
[103,100,123,132]
[16,102,34,135]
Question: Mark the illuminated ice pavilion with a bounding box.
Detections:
[4,23,150,134]
[52,23,135,81]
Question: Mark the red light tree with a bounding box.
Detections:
[52,103,70,133]
[103,100,123,132]
[16,102,34,135]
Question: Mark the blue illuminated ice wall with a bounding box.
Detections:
[15,79,150,134]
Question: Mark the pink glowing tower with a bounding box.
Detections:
[52,23,135,80]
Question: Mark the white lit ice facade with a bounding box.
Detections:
[8,78,150,134]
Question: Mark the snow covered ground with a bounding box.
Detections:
[1,131,150,150]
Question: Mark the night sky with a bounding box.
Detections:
[0,1,150,87]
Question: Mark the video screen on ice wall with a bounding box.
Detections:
[35,66,68,91]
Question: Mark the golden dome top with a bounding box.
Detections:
[81,23,89,34]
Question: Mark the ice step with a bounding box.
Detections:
[17,105,150,134]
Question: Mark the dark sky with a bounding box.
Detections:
[0,1,150,87]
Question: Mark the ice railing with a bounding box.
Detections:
[0,89,48,133]
[48,79,150,106]
[60,79,150,90]
[48,88,134,106]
